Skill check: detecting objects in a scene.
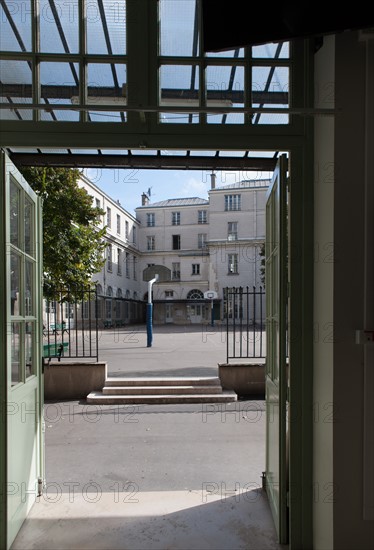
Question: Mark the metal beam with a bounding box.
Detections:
[0,84,288,105]
[9,153,277,171]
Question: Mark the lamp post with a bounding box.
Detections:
[147,274,159,347]
[204,290,218,327]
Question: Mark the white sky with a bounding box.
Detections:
[82,168,273,216]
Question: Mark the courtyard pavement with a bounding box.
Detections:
[11,325,276,550]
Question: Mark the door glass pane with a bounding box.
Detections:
[24,197,34,256]
[25,322,34,378]
[11,322,21,386]
[11,253,21,316]
[10,178,20,248]
[25,260,33,316]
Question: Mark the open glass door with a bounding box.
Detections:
[0,151,43,549]
[265,154,288,543]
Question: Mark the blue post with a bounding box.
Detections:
[146,274,158,347]
[147,303,153,347]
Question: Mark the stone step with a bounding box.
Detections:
[102,385,222,395]
[105,376,221,387]
[86,391,237,405]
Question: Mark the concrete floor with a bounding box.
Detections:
[12,326,279,550]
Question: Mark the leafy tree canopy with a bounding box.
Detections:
[20,167,107,298]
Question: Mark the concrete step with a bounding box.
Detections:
[102,385,222,395]
[87,391,237,405]
[105,376,221,387]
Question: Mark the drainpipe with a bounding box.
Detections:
[147,275,159,347]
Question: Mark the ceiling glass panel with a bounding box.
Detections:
[189,150,217,156]
[254,104,289,125]
[252,41,289,58]
[39,0,79,53]
[87,0,126,55]
[159,0,198,56]
[40,62,79,104]
[206,48,244,58]
[160,65,199,108]
[0,0,32,51]
[87,63,126,103]
[160,112,199,124]
[0,59,32,85]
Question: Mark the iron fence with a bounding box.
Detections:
[224,286,266,361]
[43,286,99,361]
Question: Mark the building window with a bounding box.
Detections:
[187,289,204,300]
[198,210,207,224]
[147,213,155,227]
[198,233,207,249]
[192,263,200,275]
[165,290,174,298]
[133,226,136,244]
[228,253,239,274]
[117,248,122,275]
[172,211,180,225]
[172,234,181,250]
[147,235,155,251]
[107,244,112,271]
[116,214,121,234]
[133,255,137,280]
[106,207,112,227]
[225,194,241,211]
[125,220,129,239]
[83,301,89,320]
[125,252,130,278]
[228,222,238,241]
[105,299,112,320]
[95,198,101,209]
[172,262,180,280]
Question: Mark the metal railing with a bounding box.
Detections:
[43,286,99,361]
[224,286,266,361]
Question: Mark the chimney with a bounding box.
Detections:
[141,192,149,206]
[210,171,216,190]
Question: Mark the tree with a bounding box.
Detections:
[20,167,107,298]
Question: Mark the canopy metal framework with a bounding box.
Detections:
[0,0,312,168]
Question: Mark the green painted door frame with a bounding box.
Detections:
[0,151,44,549]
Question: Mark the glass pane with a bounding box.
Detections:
[24,196,34,256]
[0,59,33,120]
[10,177,20,248]
[206,65,244,124]
[39,0,79,53]
[252,66,289,125]
[25,260,34,316]
[160,0,198,56]
[160,65,199,104]
[206,48,244,58]
[40,62,79,105]
[87,63,127,122]
[87,0,126,55]
[11,253,21,316]
[11,322,21,386]
[252,42,289,59]
[25,321,34,378]
[0,1,32,51]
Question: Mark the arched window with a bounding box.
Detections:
[116,288,122,298]
[125,290,130,299]
[133,291,138,300]
[187,289,204,300]
[107,286,113,297]
[96,284,103,295]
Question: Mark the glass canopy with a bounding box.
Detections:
[0,0,293,165]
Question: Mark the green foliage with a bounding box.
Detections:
[20,167,107,298]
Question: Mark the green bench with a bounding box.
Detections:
[43,342,69,362]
